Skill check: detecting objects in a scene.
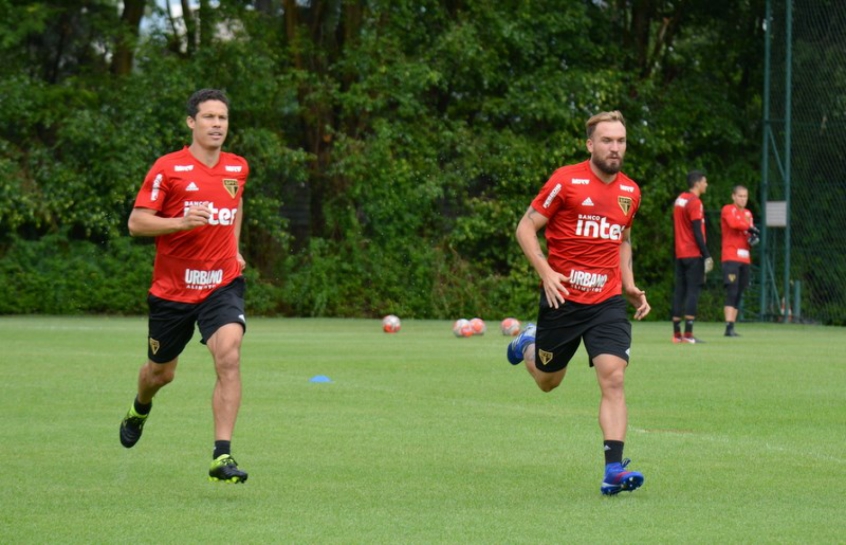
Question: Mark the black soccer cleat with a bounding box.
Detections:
[119,404,150,448]
[209,454,248,483]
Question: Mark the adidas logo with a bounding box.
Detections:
[582,197,594,206]
[186,182,199,191]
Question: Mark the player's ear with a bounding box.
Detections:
[186,116,195,129]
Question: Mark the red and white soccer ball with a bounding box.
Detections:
[452,318,474,338]
[382,314,401,333]
[500,317,521,336]
[469,317,486,335]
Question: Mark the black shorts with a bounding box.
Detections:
[675,256,705,288]
[146,276,246,363]
[722,261,751,307]
[722,261,750,289]
[534,292,631,373]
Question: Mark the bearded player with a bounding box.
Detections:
[119,89,249,483]
[506,110,650,495]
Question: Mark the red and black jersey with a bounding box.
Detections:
[133,147,249,303]
[673,191,706,259]
[721,204,754,264]
[530,160,641,305]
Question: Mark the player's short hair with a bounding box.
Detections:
[732,184,748,194]
[187,89,230,118]
[586,110,626,139]
[687,170,706,189]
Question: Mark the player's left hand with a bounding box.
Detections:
[624,286,650,320]
[237,252,246,272]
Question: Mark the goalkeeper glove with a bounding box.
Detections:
[704,256,714,274]
[746,225,760,246]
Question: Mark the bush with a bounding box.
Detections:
[0,234,153,314]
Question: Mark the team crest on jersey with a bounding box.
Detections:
[618,196,633,216]
[538,349,553,366]
[728,274,737,283]
[149,338,160,355]
[222,179,239,198]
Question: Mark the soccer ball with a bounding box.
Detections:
[469,317,486,335]
[500,317,521,336]
[452,318,474,338]
[382,314,401,333]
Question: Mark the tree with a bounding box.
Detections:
[0,0,773,320]
[111,0,147,76]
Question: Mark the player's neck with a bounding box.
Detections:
[188,143,222,168]
[588,163,618,184]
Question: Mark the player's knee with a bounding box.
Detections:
[536,381,558,393]
[214,349,241,376]
[534,373,564,393]
[595,359,625,391]
[145,363,175,387]
[725,287,739,307]
[602,369,625,390]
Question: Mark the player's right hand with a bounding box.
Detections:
[181,204,212,230]
[704,256,714,274]
[540,269,570,309]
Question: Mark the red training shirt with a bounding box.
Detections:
[530,160,641,305]
[673,191,706,259]
[721,204,754,264]
[133,147,249,303]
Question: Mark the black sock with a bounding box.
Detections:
[604,440,624,465]
[673,321,681,335]
[214,440,231,459]
[684,319,694,335]
[133,397,152,415]
[726,321,734,331]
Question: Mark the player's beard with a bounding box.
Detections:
[592,155,624,175]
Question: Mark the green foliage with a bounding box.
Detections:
[0,234,152,314]
[7,0,835,322]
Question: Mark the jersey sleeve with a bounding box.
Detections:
[686,197,704,222]
[722,205,751,231]
[133,160,169,212]
[530,172,567,218]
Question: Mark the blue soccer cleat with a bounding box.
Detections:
[601,458,644,495]
[506,323,536,365]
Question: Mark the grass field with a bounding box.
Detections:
[1,315,844,544]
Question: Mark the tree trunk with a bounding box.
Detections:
[111,0,147,76]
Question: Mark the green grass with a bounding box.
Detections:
[1,316,844,544]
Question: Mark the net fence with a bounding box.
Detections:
[758,0,846,325]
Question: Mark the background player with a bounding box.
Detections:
[506,110,650,496]
[720,185,758,336]
[119,88,250,483]
[671,170,711,343]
